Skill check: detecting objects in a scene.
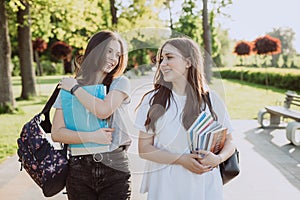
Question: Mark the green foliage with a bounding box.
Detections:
[211,0,233,14]
[123,28,167,73]
[117,0,163,32]
[39,60,62,75]
[215,67,300,92]
[11,56,20,76]
[267,27,296,56]
[210,11,220,58]
[172,0,232,68]
[267,28,297,68]
[7,0,110,49]
[173,0,202,44]
[4,0,234,77]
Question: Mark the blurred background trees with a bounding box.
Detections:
[267,28,296,68]
[0,0,299,113]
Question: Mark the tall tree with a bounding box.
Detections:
[109,0,118,26]
[202,0,232,81]
[163,0,174,30]
[32,38,47,76]
[202,0,212,82]
[0,0,15,113]
[17,0,36,99]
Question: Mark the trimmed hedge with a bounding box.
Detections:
[213,67,300,92]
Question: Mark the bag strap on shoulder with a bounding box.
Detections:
[41,84,60,115]
[204,92,218,121]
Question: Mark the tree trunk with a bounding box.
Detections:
[167,1,173,30]
[202,0,212,83]
[271,54,279,67]
[34,50,43,76]
[109,0,118,25]
[17,0,36,99]
[0,0,15,113]
[63,59,72,74]
[63,53,73,74]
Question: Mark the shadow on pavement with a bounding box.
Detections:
[244,126,300,190]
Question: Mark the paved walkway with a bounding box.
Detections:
[1,72,300,199]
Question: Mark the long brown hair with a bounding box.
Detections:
[74,30,128,89]
[141,37,216,132]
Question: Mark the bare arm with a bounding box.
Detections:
[217,133,236,162]
[73,88,126,119]
[59,77,128,119]
[138,131,212,174]
[51,109,113,144]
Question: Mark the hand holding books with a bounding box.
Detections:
[187,112,227,154]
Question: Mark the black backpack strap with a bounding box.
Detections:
[204,92,218,121]
[39,85,60,133]
[41,84,60,115]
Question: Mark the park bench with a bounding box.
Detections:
[257,91,300,146]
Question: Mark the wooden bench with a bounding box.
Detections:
[257,91,300,146]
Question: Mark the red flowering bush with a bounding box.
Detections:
[253,35,281,55]
[50,41,72,59]
[32,38,47,52]
[234,41,253,56]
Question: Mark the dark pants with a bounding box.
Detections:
[66,148,131,200]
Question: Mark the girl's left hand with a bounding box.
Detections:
[194,150,221,168]
[58,77,78,91]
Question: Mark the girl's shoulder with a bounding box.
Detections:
[140,90,156,105]
[112,75,130,84]
[110,75,130,91]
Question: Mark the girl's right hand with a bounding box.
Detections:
[177,154,212,174]
[58,77,78,91]
[92,128,114,144]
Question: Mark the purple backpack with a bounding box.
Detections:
[17,86,68,197]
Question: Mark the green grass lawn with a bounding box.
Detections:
[0,75,63,163]
[0,75,290,163]
[213,78,286,119]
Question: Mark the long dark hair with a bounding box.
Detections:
[140,37,217,132]
[74,30,127,90]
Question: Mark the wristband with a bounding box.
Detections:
[70,84,80,95]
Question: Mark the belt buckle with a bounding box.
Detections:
[93,153,103,162]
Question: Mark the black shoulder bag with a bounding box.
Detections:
[205,92,240,184]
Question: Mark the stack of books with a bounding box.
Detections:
[187,112,227,154]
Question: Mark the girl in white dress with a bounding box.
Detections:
[135,37,236,200]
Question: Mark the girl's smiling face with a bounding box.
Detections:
[102,40,121,73]
[159,44,189,83]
